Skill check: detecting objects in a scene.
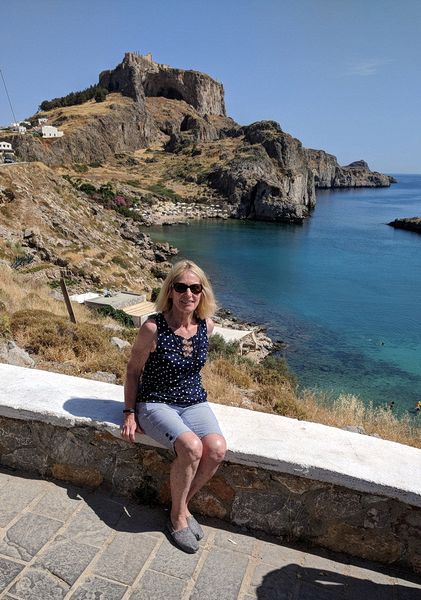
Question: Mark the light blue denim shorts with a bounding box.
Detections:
[136,401,223,451]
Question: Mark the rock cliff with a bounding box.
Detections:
[10,96,159,166]
[4,53,395,225]
[0,162,175,290]
[99,52,226,117]
[207,121,315,222]
[307,151,396,188]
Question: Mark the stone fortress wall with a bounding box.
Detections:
[0,364,420,573]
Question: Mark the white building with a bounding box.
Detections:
[10,123,26,134]
[41,125,64,138]
[0,142,13,152]
[38,117,48,125]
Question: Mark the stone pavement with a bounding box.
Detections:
[0,468,420,600]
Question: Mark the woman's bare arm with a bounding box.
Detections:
[121,319,157,442]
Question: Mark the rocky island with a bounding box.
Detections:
[388,217,421,233]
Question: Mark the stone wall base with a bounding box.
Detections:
[0,416,420,572]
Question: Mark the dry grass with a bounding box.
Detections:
[37,94,132,133]
[204,353,420,449]
[1,263,419,447]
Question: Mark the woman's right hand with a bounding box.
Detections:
[121,413,138,442]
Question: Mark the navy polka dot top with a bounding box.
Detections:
[137,312,209,405]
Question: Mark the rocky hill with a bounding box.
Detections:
[0,162,176,291]
[5,52,394,228]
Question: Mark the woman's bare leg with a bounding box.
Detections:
[170,432,203,531]
[186,434,227,509]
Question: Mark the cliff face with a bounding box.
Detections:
[307,150,395,188]
[5,53,395,225]
[207,122,315,222]
[0,162,174,289]
[11,98,159,166]
[99,52,226,117]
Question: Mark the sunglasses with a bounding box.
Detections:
[172,282,203,294]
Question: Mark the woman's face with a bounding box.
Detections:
[170,270,202,315]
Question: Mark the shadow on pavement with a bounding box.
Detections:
[256,563,421,600]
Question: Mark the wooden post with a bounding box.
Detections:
[60,269,76,324]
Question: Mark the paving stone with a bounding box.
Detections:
[346,563,397,586]
[248,562,299,600]
[342,578,395,600]
[33,538,98,585]
[190,547,249,600]
[150,535,202,579]
[213,529,256,555]
[69,575,127,599]
[94,530,158,585]
[129,569,186,599]
[0,478,46,527]
[8,567,69,599]
[84,491,128,526]
[31,485,83,522]
[63,506,113,547]
[117,503,167,537]
[396,583,421,600]
[0,512,62,561]
[0,557,24,593]
[302,551,349,576]
[256,541,307,568]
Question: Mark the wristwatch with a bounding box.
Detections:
[123,408,136,414]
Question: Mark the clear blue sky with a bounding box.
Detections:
[1,0,420,173]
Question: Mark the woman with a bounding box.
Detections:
[121,260,227,553]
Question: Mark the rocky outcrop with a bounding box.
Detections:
[207,121,315,222]
[307,150,395,188]
[11,100,159,166]
[100,52,226,117]
[388,217,421,234]
[0,162,176,290]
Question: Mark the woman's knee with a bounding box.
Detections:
[175,432,203,463]
[202,434,227,464]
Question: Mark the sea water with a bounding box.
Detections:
[146,175,421,412]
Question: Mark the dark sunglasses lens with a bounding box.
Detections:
[173,283,202,294]
[190,284,202,294]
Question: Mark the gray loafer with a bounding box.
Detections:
[167,520,199,553]
[187,515,204,541]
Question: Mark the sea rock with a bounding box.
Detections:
[388,217,421,234]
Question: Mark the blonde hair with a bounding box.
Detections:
[155,260,217,319]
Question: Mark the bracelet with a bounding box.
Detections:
[123,408,136,414]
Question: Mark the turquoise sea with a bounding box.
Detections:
[147,175,421,413]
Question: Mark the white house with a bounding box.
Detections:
[10,123,26,134]
[0,142,13,152]
[38,117,48,125]
[41,125,64,138]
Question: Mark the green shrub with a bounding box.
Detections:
[73,164,88,173]
[39,84,108,111]
[151,287,160,302]
[96,305,135,328]
[0,313,11,338]
[208,333,239,359]
[78,182,97,195]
